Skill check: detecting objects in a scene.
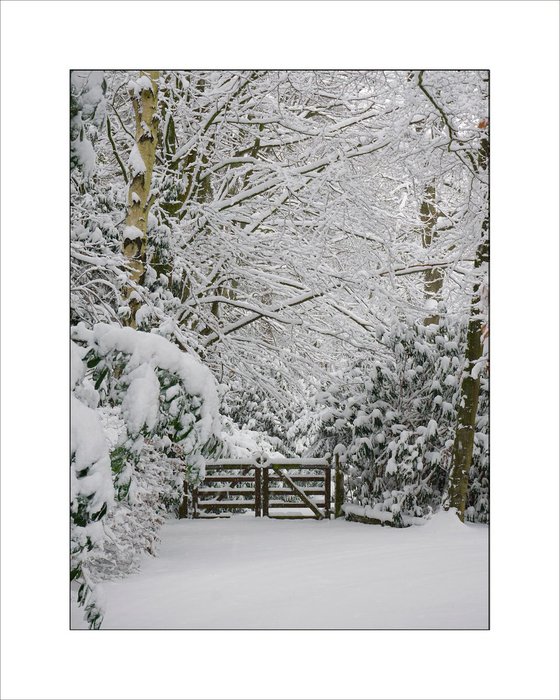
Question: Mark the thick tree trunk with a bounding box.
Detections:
[447,131,489,519]
[449,250,488,520]
[123,70,159,327]
[447,237,488,519]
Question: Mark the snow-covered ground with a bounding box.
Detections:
[72,512,488,630]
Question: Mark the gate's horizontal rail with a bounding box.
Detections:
[204,465,329,471]
[268,514,318,520]
[203,474,324,482]
[205,460,257,466]
[269,488,325,495]
[268,465,329,470]
[197,503,255,508]
[203,476,256,482]
[267,459,329,466]
[268,501,326,508]
[198,488,255,495]
[267,474,324,481]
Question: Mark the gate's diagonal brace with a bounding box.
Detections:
[270,465,325,519]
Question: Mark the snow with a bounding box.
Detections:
[127,75,154,98]
[128,144,146,178]
[75,323,221,444]
[344,502,395,523]
[71,134,96,179]
[71,395,114,512]
[71,71,105,118]
[121,363,160,435]
[353,414,371,428]
[71,340,85,388]
[426,418,438,437]
[220,417,283,459]
[261,457,329,466]
[471,357,487,379]
[425,298,438,312]
[71,513,488,629]
[123,224,143,241]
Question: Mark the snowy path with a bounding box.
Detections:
[76,513,488,629]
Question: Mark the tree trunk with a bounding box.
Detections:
[447,241,488,519]
[447,129,489,520]
[420,182,444,325]
[123,70,159,327]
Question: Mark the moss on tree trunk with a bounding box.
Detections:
[447,122,489,520]
[448,162,488,519]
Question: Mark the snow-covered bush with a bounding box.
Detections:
[220,416,284,459]
[286,393,324,457]
[221,377,302,454]
[309,319,488,525]
[71,323,222,626]
[71,341,114,629]
[70,71,106,178]
[465,370,489,523]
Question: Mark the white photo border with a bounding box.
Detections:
[1,2,558,699]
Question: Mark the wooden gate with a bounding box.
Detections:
[192,460,261,519]
[181,456,343,520]
[263,459,330,519]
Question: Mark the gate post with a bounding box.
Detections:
[262,467,269,517]
[324,466,332,519]
[334,454,344,518]
[255,467,262,517]
[192,487,199,519]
